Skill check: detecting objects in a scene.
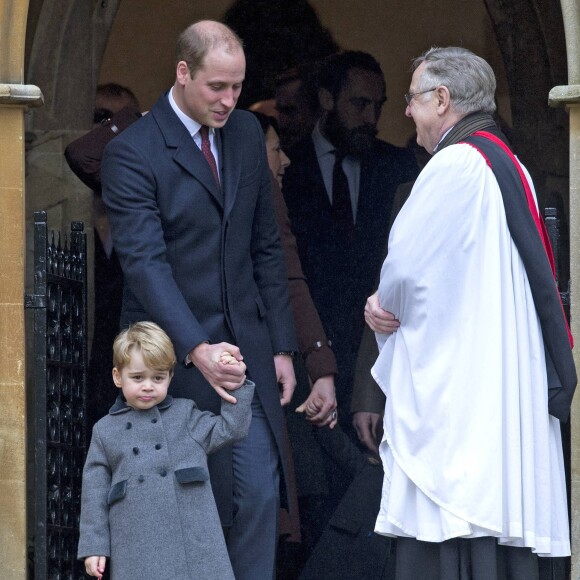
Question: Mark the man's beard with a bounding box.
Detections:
[323,109,378,158]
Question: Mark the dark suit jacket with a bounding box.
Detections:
[283,136,418,409]
[101,94,297,523]
[66,110,337,385]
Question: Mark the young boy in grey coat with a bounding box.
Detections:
[78,321,254,579]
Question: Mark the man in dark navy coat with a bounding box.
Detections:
[102,20,297,580]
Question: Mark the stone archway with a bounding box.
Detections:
[0,0,578,577]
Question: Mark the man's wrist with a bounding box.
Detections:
[274,351,296,358]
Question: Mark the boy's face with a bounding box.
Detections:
[112,348,172,410]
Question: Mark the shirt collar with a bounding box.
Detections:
[433,125,454,153]
[312,120,337,160]
[168,87,214,140]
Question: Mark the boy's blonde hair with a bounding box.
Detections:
[113,322,176,372]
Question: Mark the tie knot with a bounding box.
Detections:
[200,125,210,142]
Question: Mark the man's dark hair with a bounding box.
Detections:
[318,51,385,100]
[248,110,280,136]
[273,62,320,114]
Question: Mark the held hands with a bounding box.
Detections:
[296,374,338,428]
[189,342,246,404]
[274,354,297,406]
[364,292,400,334]
[85,556,106,579]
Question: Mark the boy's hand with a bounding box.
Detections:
[190,342,246,403]
[85,555,106,579]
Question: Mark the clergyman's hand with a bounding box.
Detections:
[364,292,400,334]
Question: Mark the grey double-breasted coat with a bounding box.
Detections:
[78,381,254,579]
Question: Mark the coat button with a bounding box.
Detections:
[138,475,145,483]
[126,422,132,429]
[151,418,158,424]
[155,444,162,450]
[133,447,139,455]
[160,469,167,477]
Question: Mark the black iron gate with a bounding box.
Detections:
[26,211,89,579]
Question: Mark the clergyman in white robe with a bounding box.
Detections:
[371,142,570,558]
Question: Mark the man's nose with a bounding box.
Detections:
[362,103,380,125]
[405,105,412,118]
[221,90,236,108]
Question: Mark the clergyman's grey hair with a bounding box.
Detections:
[412,47,496,115]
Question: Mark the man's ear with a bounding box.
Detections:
[176,61,191,86]
[435,86,451,114]
[319,88,334,112]
[112,367,123,389]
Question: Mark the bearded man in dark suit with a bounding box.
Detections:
[282,51,418,435]
[101,20,297,580]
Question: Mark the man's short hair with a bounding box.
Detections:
[176,20,243,79]
[317,51,385,101]
[113,322,176,372]
[412,47,496,115]
[274,63,320,114]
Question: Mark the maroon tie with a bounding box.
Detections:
[200,125,220,186]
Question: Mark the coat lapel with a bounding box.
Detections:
[218,123,242,220]
[152,94,223,208]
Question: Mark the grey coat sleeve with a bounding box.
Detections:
[188,380,255,455]
[77,426,112,560]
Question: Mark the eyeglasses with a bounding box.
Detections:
[404,88,438,106]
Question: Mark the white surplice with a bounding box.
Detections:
[372,143,570,557]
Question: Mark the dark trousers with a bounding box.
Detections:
[227,394,280,580]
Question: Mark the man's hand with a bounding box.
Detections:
[275,354,296,406]
[189,342,246,403]
[364,292,400,334]
[295,374,337,428]
[85,556,106,579]
[352,411,383,455]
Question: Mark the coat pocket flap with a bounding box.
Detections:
[107,479,128,505]
[175,466,209,484]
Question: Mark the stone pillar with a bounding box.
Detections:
[0,2,43,578]
[550,0,580,575]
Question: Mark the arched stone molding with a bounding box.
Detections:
[484,0,570,202]
[26,0,121,130]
